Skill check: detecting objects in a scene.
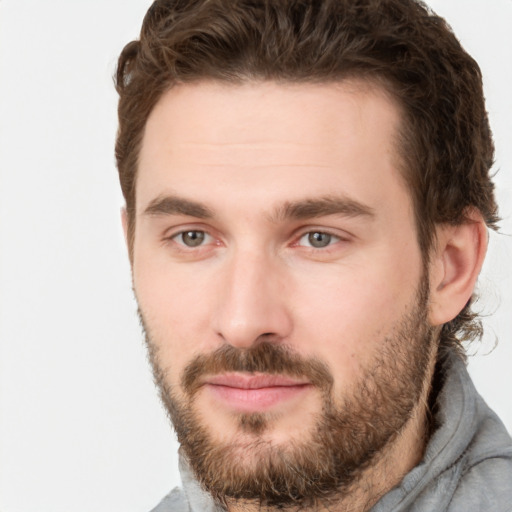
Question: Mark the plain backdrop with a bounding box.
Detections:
[0,1,510,511]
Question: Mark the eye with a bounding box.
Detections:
[172,230,211,247]
[298,231,340,249]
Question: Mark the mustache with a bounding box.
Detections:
[181,342,334,396]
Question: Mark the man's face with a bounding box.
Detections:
[131,81,435,506]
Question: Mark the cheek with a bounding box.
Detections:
[289,253,422,383]
[133,256,215,387]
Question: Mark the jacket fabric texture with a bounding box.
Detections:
[150,351,512,511]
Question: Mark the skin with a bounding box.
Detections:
[127,80,487,511]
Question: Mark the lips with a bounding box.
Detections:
[202,373,312,412]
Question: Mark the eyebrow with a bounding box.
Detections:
[143,195,214,219]
[273,196,375,222]
[142,194,375,222]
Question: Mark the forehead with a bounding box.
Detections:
[141,79,402,153]
[137,80,408,217]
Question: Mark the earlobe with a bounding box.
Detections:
[428,213,488,326]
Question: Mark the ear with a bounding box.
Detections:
[121,207,129,247]
[121,207,135,265]
[428,211,488,326]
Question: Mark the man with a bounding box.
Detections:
[114,0,512,510]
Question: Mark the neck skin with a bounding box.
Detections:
[225,347,437,512]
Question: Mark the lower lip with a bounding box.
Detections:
[205,383,311,413]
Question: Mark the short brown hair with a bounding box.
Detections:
[115,0,499,355]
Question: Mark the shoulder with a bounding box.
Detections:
[449,360,512,510]
[149,487,190,512]
[446,389,512,512]
[448,450,512,512]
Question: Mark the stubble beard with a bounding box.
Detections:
[140,277,435,510]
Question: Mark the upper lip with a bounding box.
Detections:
[204,373,310,389]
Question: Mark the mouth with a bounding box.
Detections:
[202,373,312,413]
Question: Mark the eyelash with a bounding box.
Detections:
[171,230,213,247]
[165,227,348,253]
[295,231,342,249]
[164,229,217,255]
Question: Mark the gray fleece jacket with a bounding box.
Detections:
[150,352,512,511]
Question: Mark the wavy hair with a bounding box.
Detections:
[115,0,499,357]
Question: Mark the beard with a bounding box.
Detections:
[140,276,435,510]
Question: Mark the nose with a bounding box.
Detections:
[212,249,293,349]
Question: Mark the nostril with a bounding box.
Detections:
[254,333,281,345]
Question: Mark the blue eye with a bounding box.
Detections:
[299,231,339,248]
[173,230,210,247]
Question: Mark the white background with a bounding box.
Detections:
[0,1,510,511]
